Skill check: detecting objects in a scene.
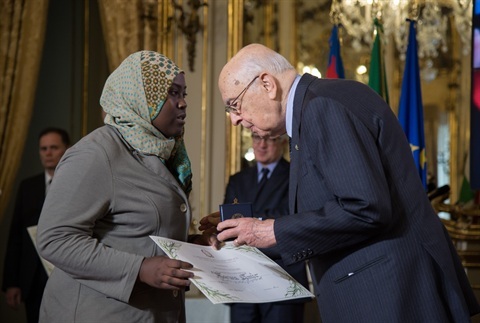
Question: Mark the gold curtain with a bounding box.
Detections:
[0,0,50,222]
[97,0,160,72]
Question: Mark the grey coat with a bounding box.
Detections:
[37,125,192,323]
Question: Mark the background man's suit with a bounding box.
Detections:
[224,157,310,323]
[275,73,480,322]
[2,173,49,323]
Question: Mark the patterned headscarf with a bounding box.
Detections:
[101,51,192,193]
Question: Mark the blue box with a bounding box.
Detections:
[219,202,253,221]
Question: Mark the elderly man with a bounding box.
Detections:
[202,43,480,322]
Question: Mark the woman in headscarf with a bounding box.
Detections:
[37,51,207,322]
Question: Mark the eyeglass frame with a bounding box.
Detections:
[251,134,282,145]
[224,75,259,115]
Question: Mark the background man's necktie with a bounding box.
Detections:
[257,168,270,194]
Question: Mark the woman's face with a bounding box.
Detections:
[152,73,187,138]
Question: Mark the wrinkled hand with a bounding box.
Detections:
[5,287,21,309]
[216,218,276,249]
[198,211,220,234]
[138,256,194,290]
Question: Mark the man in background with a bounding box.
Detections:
[2,127,70,323]
[223,133,309,323]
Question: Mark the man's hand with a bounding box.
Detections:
[138,256,194,290]
[5,287,21,309]
[216,218,276,248]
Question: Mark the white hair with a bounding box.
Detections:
[231,44,295,92]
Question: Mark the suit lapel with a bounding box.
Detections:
[289,74,317,213]
[233,166,257,204]
[33,173,46,205]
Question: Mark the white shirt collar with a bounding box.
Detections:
[257,161,279,179]
[45,171,53,187]
[286,74,301,137]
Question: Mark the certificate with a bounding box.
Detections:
[150,236,314,304]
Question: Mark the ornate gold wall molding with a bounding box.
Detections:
[200,0,208,221]
[225,0,244,182]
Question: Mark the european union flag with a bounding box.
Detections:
[326,25,345,79]
[398,20,427,189]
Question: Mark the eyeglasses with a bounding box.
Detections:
[225,76,259,115]
[252,135,280,145]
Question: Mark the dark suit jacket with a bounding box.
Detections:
[224,158,309,302]
[275,73,480,322]
[2,173,48,301]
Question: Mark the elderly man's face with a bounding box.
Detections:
[219,71,285,138]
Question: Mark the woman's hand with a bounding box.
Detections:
[138,256,194,290]
[196,211,222,249]
[188,232,221,250]
[198,211,220,233]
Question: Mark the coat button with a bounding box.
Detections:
[173,290,178,297]
[180,203,187,212]
[295,144,299,151]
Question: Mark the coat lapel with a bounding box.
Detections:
[289,74,317,213]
